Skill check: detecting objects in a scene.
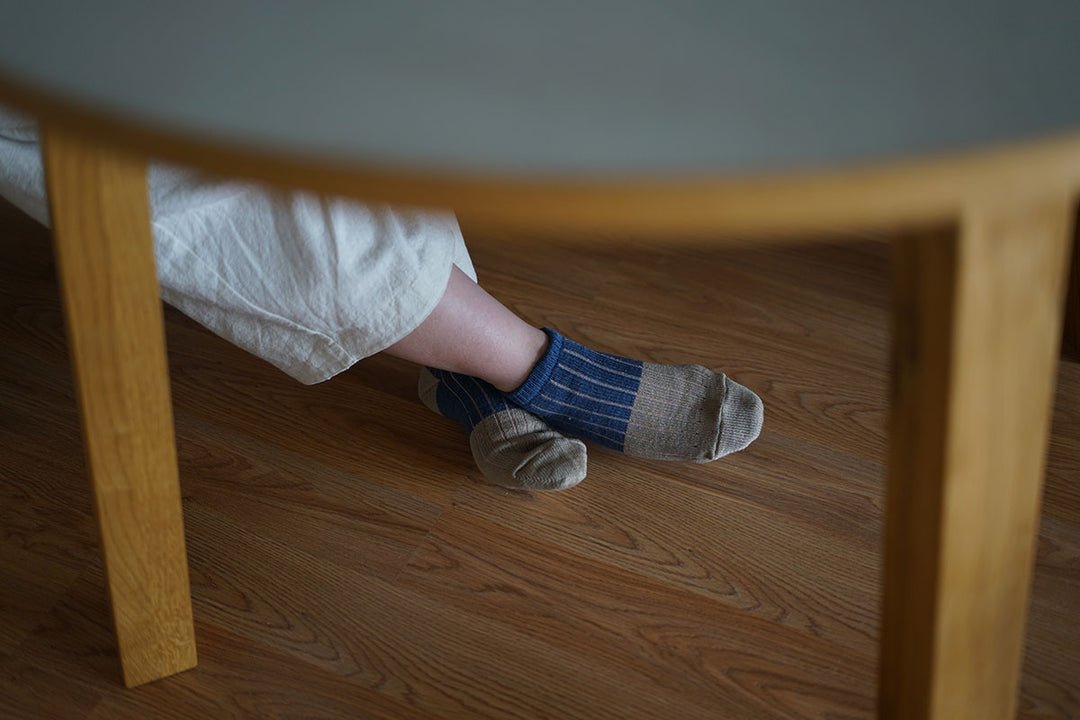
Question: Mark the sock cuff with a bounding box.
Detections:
[508,327,564,406]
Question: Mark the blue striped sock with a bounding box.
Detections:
[426,369,511,431]
[507,329,643,452]
[508,328,763,461]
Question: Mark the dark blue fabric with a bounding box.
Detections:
[429,368,511,432]
[509,328,643,451]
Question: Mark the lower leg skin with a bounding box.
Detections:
[386,266,548,392]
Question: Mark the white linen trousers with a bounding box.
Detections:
[0,107,476,384]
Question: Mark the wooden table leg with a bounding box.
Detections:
[879,198,1073,719]
[41,125,197,687]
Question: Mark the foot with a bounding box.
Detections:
[507,329,763,462]
[418,368,587,491]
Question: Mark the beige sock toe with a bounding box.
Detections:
[470,410,587,491]
[419,368,587,490]
[622,363,763,462]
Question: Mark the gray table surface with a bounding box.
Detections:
[1,1,1079,177]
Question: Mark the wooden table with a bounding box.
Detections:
[2,3,1079,718]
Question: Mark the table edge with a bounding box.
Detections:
[4,72,1080,239]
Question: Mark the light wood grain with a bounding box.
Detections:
[40,127,196,687]
[880,199,1073,719]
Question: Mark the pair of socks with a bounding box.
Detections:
[419,328,763,491]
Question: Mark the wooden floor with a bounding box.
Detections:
[1,196,1077,719]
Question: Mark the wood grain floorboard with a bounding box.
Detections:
[162,330,470,507]
[1045,374,1080,525]
[1,197,1077,717]
[444,468,881,653]
[0,654,104,720]
[179,502,719,720]
[1021,513,1080,717]
[82,623,431,720]
[399,507,876,719]
[174,412,445,583]
[0,544,82,655]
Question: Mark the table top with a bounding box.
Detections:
[2,1,1079,180]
